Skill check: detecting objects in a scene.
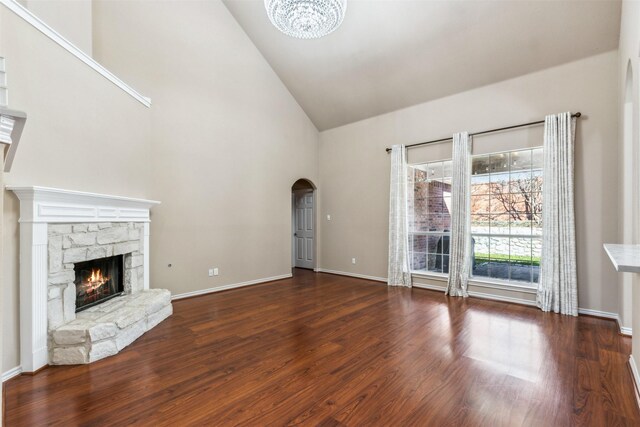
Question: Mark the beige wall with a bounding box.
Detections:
[0,4,153,372]
[1,0,319,374]
[22,0,93,55]
[91,1,319,294]
[618,0,640,372]
[319,51,620,314]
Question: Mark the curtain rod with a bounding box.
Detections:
[384,112,582,153]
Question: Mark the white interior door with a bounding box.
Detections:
[294,190,314,269]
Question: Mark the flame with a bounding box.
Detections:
[89,268,105,284]
[83,268,109,294]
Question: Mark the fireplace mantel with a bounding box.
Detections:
[8,186,160,373]
[8,186,160,223]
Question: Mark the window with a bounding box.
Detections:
[470,148,542,285]
[409,147,543,286]
[409,160,452,274]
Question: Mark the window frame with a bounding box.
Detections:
[409,147,543,289]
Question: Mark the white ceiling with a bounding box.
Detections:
[223,0,621,131]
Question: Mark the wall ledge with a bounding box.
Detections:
[0,0,151,107]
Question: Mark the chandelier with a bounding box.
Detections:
[264,0,347,39]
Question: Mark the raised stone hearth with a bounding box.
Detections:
[52,289,172,364]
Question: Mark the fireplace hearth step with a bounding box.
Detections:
[51,289,172,365]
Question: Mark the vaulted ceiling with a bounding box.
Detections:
[223,0,621,131]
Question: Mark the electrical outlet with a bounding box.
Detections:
[213,268,219,276]
[352,258,356,264]
[208,269,214,277]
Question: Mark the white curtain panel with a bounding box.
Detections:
[388,144,412,287]
[446,132,472,297]
[537,112,578,316]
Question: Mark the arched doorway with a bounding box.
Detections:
[291,179,316,270]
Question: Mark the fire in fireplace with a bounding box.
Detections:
[74,255,124,312]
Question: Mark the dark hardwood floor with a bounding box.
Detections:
[5,269,639,426]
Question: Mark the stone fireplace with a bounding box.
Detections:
[9,186,171,372]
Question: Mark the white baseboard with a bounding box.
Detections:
[2,365,22,382]
[620,326,633,335]
[171,273,293,300]
[413,282,537,307]
[315,268,387,283]
[412,282,446,292]
[629,355,640,408]
[468,289,537,307]
[578,307,619,319]
[578,308,632,336]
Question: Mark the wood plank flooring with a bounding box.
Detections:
[5,269,639,426]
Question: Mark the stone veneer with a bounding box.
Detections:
[52,289,172,364]
[47,222,171,365]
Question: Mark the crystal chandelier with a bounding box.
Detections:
[264,0,347,39]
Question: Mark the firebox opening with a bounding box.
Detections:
[74,255,124,312]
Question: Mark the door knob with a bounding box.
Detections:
[294,233,298,236]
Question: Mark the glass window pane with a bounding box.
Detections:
[509,264,532,283]
[531,148,543,169]
[490,214,509,232]
[529,192,542,227]
[531,238,542,280]
[427,235,441,254]
[471,195,490,214]
[471,235,490,278]
[471,177,490,195]
[509,237,540,282]
[472,155,491,176]
[426,162,443,180]
[509,169,532,193]
[490,172,510,194]
[486,237,510,281]
[490,195,509,214]
[412,250,427,272]
[510,149,533,172]
[427,214,443,231]
[490,153,509,174]
[426,253,440,273]
[471,214,490,234]
[443,161,452,179]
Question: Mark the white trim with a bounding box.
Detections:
[621,325,633,336]
[412,271,537,293]
[315,268,387,283]
[2,366,22,382]
[172,274,293,300]
[0,0,151,107]
[629,356,640,409]
[468,277,537,293]
[577,307,619,319]
[578,308,632,336]
[467,290,536,307]
[7,186,160,223]
[412,282,537,307]
[412,282,446,292]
